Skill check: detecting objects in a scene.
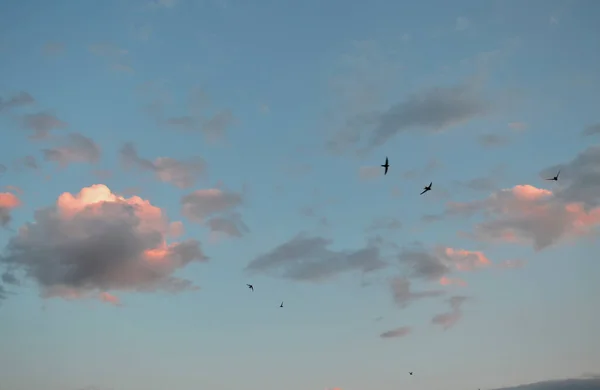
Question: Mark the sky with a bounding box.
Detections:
[1,0,600,390]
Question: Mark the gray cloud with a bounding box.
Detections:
[120,142,206,188]
[13,155,39,171]
[380,326,411,339]
[390,277,444,308]
[0,91,35,112]
[492,377,600,390]
[246,233,388,282]
[0,284,7,300]
[328,79,488,152]
[22,112,68,139]
[477,133,510,148]
[398,247,451,281]
[181,188,243,221]
[582,124,600,137]
[2,271,19,285]
[541,145,600,208]
[0,185,207,301]
[206,212,249,238]
[431,295,468,330]
[43,133,101,167]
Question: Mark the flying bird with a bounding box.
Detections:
[420,182,432,195]
[409,372,413,376]
[246,284,253,291]
[381,157,390,175]
[280,301,284,308]
[546,170,561,181]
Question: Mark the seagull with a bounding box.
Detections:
[546,170,561,181]
[280,301,284,308]
[246,284,254,292]
[381,157,390,175]
[420,182,432,195]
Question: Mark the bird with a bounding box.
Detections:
[280,301,284,308]
[246,284,253,291]
[409,372,413,376]
[420,182,432,195]
[546,170,561,181]
[381,157,390,175]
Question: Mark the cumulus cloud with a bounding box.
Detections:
[22,112,68,139]
[327,79,489,151]
[0,184,207,302]
[0,192,21,226]
[446,184,600,250]
[0,91,35,112]
[245,234,387,282]
[390,277,443,308]
[431,296,468,330]
[120,142,206,188]
[43,133,101,167]
[380,326,411,339]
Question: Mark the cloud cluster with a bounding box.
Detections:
[245,234,387,282]
[445,184,600,250]
[120,142,206,189]
[0,184,207,303]
[181,188,248,239]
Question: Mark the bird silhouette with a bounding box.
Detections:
[280,301,284,308]
[420,182,432,195]
[546,170,561,181]
[246,284,253,291]
[409,372,413,376]
[381,157,390,175]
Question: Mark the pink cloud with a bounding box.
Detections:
[448,184,600,250]
[0,184,207,301]
[0,191,21,226]
[99,292,121,306]
[440,247,491,271]
[439,276,467,287]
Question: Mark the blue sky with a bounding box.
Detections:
[1,1,600,390]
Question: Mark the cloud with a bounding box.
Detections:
[87,43,133,73]
[2,271,19,285]
[0,192,21,226]
[477,133,510,148]
[366,217,402,232]
[397,244,491,282]
[22,112,68,139]
[447,184,600,250]
[181,188,247,239]
[42,42,65,56]
[380,326,411,339]
[508,121,528,131]
[120,142,206,188]
[166,110,235,141]
[358,166,383,180]
[542,145,600,208]
[432,296,468,330]
[14,155,39,171]
[439,276,467,287]
[582,124,600,137]
[99,291,121,306]
[492,376,600,390]
[390,277,443,308]
[328,78,489,151]
[0,184,207,301]
[245,233,387,282]
[42,133,101,167]
[455,16,470,31]
[0,91,35,112]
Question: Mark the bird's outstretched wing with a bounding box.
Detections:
[556,170,561,178]
[420,189,428,195]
